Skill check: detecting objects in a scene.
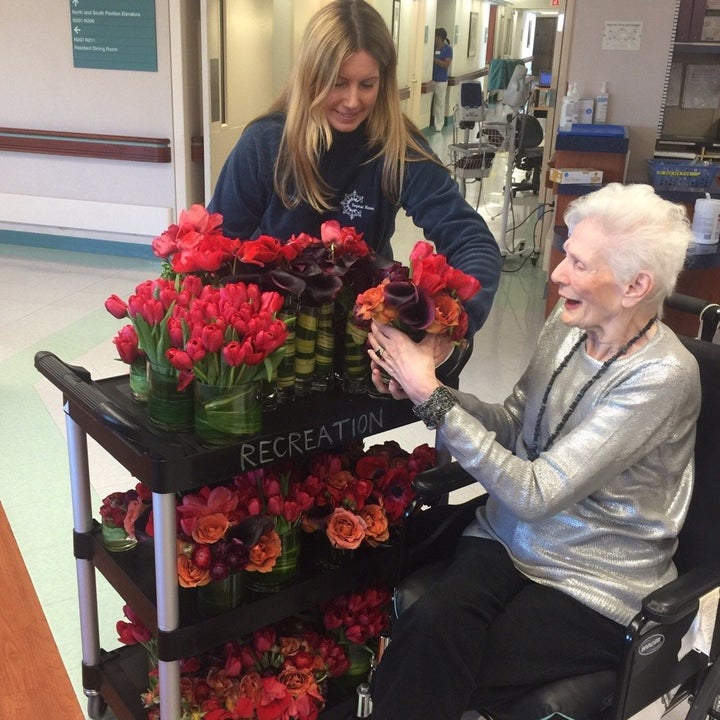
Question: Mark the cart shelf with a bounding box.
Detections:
[87,521,400,661]
[35,350,417,719]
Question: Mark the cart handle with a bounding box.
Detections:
[34,350,145,444]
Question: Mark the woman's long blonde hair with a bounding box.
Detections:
[265,0,439,212]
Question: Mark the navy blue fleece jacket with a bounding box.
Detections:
[208,113,501,334]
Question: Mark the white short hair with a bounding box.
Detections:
[564,183,693,315]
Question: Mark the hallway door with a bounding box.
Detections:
[200,0,280,203]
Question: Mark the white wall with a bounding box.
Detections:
[0,0,183,244]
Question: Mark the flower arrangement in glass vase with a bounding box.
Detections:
[112,324,148,401]
[232,462,315,592]
[353,239,482,345]
[116,603,158,669]
[321,585,392,683]
[301,440,437,567]
[151,204,238,281]
[148,484,282,616]
[99,482,151,552]
[140,621,350,720]
[165,281,289,444]
[105,273,206,429]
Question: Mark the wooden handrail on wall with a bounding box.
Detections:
[0,127,171,163]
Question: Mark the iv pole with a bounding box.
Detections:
[498,65,533,256]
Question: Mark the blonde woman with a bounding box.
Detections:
[208,0,501,339]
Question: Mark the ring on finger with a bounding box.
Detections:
[375,346,385,359]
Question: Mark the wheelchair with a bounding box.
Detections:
[384,331,720,720]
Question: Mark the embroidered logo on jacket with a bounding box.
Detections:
[341,190,374,220]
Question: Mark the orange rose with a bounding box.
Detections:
[191,512,230,544]
[326,507,366,549]
[277,666,318,698]
[177,554,210,588]
[327,470,353,491]
[426,293,462,335]
[355,282,398,325]
[358,504,390,546]
[206,667,234,697]
[233,671,263,716]
[278,637,303,657]
[245,530,282,572]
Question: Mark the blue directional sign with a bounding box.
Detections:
[69,0,157,72]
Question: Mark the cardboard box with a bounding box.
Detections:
[549,167,604,185]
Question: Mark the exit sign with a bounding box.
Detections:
[69,0,157,72]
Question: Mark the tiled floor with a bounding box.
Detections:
[0,122,551,718]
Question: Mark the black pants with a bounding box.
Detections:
[371,536,625,720]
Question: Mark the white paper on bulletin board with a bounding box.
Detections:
[602,21,643,50]
[682,65,720,109]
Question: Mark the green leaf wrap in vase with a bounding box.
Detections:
[335,642,374,693]
[342,313,370,394]
[197,572,244,617]
[244,523,301,593]
[147,361,194,431]
[312,301,336,392]
[275,295,298,405]
[101,518,138,552]
[194,379,263,446]
[294,303,320,397]
[128,356,148,402]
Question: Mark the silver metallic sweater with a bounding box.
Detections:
[444,307,701,625]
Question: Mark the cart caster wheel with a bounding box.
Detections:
[87,694,108,719]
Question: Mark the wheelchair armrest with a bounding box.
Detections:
[642,563,720,624]
[412,462,476,503]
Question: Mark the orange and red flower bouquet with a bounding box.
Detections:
[354,239,482,343]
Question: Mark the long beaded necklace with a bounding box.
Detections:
[527,315,657,461]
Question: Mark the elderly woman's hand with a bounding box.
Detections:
[367,321,442,405]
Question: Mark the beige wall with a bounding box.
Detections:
[559,0,677,183]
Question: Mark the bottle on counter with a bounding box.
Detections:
[595,81,609,124]
[559,81,580,131]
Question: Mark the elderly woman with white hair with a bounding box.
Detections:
[367,183,701,720]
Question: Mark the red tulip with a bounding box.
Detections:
[105,294,129,319]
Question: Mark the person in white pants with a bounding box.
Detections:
[432,28,453,132]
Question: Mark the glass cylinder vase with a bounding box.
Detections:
[101,518,137,552]
[294,303,320,397]
[197,573,244,617]
[146,361,194,431]
[244,523,301,593]
[128,357,148,402]
[194,380,263,446]
[276,294,298,404]
[342,314,370,394]
[312,302,336,392]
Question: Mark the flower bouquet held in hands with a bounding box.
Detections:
[354,239,482,343]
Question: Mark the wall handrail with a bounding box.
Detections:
[0,127,171,163]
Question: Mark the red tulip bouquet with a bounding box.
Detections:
[105,273,205,373]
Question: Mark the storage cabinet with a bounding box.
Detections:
[35,350,418,720]
[658,0,720,154]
